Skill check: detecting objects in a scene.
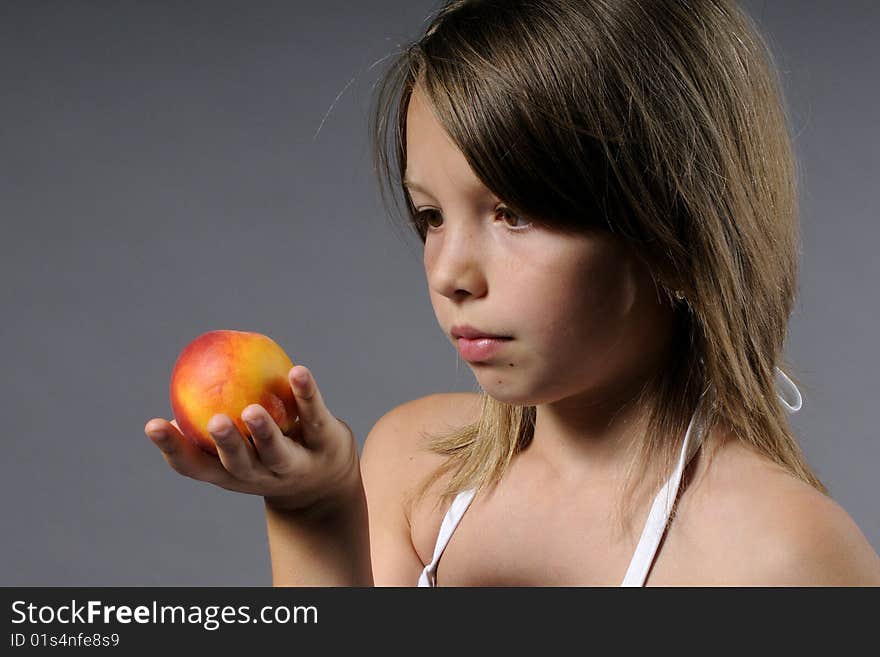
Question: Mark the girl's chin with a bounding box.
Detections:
[475,377,538,406]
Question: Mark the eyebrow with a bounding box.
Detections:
[402,179,430,194]
[403,178,497,200]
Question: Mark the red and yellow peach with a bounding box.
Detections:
[169,329,299,455]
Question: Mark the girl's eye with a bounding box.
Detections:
[496,206,532,230]
[413,206,533,233]
[414,209,443,230]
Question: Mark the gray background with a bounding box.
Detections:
[1,1,876,586]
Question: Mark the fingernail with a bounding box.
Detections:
[245,414,264,429]
[293,368,309,387]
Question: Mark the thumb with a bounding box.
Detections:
[288,365,333,445]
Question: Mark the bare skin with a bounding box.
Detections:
[392,84,880,586]
[145,83,880,586]
[146,366,373,586]
[408,83,679,487]
[398,392,880,586]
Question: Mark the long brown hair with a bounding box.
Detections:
[369,0,826,537]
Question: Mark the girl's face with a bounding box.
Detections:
[405,86,674,408]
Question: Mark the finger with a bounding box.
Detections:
[241,404,310,477]
[206,414,261,480]
[144,418,240,489]
[288,365,333,449]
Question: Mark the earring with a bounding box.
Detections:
[673,289,686,302]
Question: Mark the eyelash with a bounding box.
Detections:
[412,206,534,235]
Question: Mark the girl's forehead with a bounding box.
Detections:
[405,103,476,189]
[406,87,441,138]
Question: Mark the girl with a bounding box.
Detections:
[144,0,880,585]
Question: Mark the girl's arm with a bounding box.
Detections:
[264,395,432,586]
[146,365,375,586]
[756,493,880,586]
[264,466,373,586]
[359,397,434,586]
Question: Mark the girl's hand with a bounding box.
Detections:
[144,366,360,515]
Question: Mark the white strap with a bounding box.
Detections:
[775,366,803,413]
[620,395,706,586]
[419,367,803,587]
[417,487,478,587]
[621,366,803,586]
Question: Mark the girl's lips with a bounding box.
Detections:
[455,337,512,362]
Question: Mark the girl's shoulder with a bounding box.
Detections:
[362,391,480,471]
[368,391,481,512]
[359,392,480,585]
[671,438,880,585]
[362,394,880,585]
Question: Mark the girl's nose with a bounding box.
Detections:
[425,227,488,301]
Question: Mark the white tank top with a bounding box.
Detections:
[417,366,803,587]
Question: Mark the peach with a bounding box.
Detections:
[169,329,299,455]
